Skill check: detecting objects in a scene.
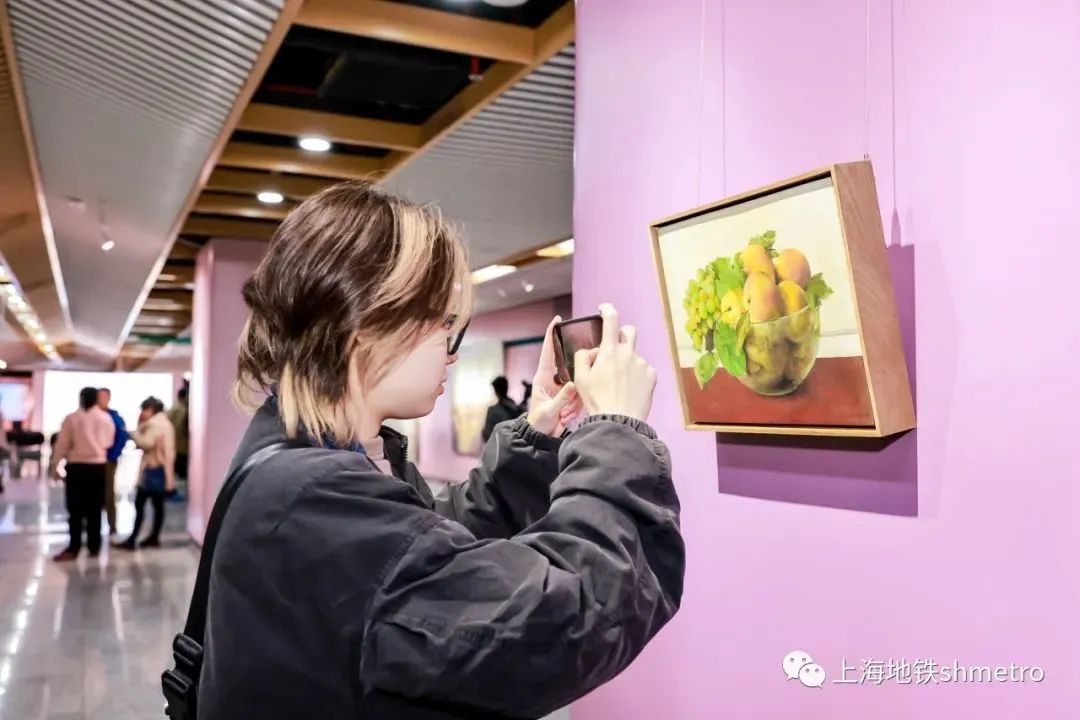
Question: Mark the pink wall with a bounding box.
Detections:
[188,239,267,543]
[504,342,543,402]
[573,1,1079,717]
[417,297,563,482]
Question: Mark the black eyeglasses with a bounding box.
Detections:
[445,315,469,355]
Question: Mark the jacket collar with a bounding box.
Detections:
[260,395,409,471]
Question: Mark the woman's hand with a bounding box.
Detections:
[526,316,585,436]
[573,304,657,422]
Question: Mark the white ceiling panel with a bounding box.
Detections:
[5,0,284,353]
[384,45,575,270]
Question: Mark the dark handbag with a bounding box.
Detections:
[143,466,167,493]
[162,442,293,720]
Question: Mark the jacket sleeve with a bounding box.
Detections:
[99,413,116,451]
[162,420,177,488]
[480,405,498,443]
[129,422,155,451]
[360,415,684,718]
[52,416,73,463]
[433,415,562,539]
[114,414,129,450]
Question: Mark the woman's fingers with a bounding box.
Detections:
[599,303,619,350]
[620,325,637,351]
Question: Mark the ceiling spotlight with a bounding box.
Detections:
[536,238,574,259]
[471,264,516,284]
[522,281,535,293]
[298,136,331,152]
[0,359,6,370]
[257,190,284,205]
[101,239,115,252]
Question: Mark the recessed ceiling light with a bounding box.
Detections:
[257,190,284,205]
[522,281,535,293]
[471,265,517,284]
[101,239,115,252]
[0,359,7,370]
[535,238,574,259]
[298,136,331,152]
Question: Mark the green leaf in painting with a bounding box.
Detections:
[713,322,748,377]
[694,351,719,388]
[712,257,747,300]
[749,230,778,256]
[805,273,834,308]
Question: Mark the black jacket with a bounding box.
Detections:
[199,397,684,719]
[481,397,525,442]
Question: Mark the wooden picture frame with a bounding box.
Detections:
[650,160,915,437]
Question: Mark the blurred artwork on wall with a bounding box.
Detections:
[450,341,504,455]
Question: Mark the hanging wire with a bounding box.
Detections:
[695,0,708,203]
[864,0,872,160]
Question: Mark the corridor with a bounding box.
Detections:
[0,473,194,719]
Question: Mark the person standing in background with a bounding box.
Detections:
[165,384,188,498]
[51,387,115,561]
[117,397,175,550]
[97,388,128,536]
[481,376,530,443]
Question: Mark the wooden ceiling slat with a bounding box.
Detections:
[194,192,295,221]
[296,0,535,64]
[239,103,423,152]
[204,168,336,200]
[182,216,279,240]
[218,141,384,179]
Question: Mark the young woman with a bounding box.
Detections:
[117,396,176,550]
[198,182,685,719]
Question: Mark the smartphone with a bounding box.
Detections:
[553,314,604,384]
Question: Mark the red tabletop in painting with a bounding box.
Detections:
[681,356,874,427]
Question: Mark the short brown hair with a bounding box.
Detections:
[235,181,471,444]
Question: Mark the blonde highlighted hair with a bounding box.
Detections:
[234,181,471,445]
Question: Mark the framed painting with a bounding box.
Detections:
[450,341,504,455]
[650,160,914,437]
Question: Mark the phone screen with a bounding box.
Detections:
[554,315,603,383]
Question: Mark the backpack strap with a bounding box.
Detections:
[183,441,295,640]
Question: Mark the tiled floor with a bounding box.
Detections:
[0,462,195,720]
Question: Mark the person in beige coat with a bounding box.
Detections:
[116,396,175,550]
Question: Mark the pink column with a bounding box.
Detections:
[573,0,1079,718]
[188,239,267,543]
